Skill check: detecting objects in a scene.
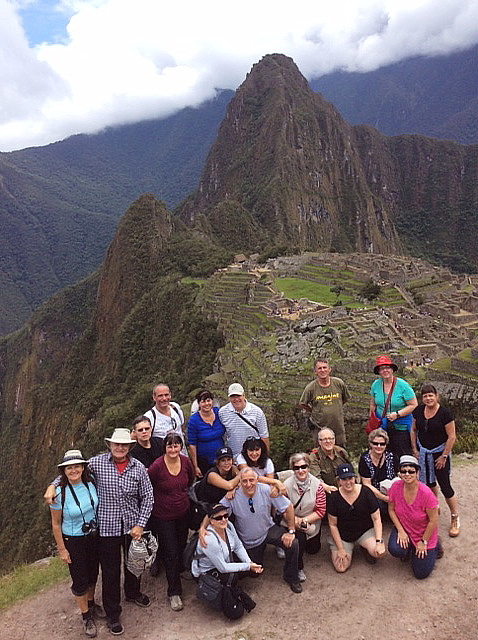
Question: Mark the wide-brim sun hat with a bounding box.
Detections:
[105,428,136,445]
[58,449,87,467]
[374,355,398,374]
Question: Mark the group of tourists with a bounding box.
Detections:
[45,357,460,636]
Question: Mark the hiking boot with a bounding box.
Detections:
[107,621,124,636]
[170,595,183,611]
[449,514,460,537]
[83,616,97,638]
[126,593,150,607]
[288,581,302,593]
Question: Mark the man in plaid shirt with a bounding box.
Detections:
[45,428,153,636]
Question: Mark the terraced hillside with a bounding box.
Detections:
[190,253,478,455]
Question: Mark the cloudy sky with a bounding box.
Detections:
[1,0,477,151]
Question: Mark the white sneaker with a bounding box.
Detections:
[276,547,286,559]
[298,570,307,582]
[169,595,183,611]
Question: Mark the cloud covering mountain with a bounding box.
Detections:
[1,0,477,151]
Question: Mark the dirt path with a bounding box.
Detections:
[4,458,477,640]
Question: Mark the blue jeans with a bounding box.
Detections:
[388,527,437,579]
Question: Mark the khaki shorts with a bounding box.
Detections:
[328,527,375,554]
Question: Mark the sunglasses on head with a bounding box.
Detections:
[211,513,229,521]
[293,464,309,470]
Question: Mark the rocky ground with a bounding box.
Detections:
[3,458,477,640]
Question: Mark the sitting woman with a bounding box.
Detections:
[49,450,102,638]
[327,463,385,573]
[358,428,398,515]
[192,503,262,619]
[195,446,241,507]
[388,455,440,579]
[236,437,285,494]
[282,452,326,582]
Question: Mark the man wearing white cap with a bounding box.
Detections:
[219,383,269,459]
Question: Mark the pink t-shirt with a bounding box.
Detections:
[389,480,438,548]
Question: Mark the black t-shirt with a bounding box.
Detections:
[413,404,453,449]
[130,437,164,468]
[358,451,398,488]
[196,466,234,505]
[327,485,379,542]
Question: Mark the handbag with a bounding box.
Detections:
[365,377,396,434]
[196,572,224,610]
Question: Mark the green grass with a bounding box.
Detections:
[180,276,206,286]
[0,557,68,611]
[274,277,367,308]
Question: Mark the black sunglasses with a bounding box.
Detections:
[211,513,229,521]
[293,464,309,470]
[248,497,255,513]
[400,468,417,475]
[370,441,386,446]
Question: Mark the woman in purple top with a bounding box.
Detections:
[187,389,225,478]
[388,455,440,579]
[148,431,195,611]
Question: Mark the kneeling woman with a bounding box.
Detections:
[327,463,385,573]
[388,455,439,579]
[192,504,262,619]
[50,450,101,638]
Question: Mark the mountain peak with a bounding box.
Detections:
[181,55,399,254]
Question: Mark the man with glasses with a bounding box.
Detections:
[130,416,164,468]
[309,428,352,492]
[130,415,164,577]
[218,468,302,593]
[299,358,350,446]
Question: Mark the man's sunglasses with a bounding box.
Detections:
[211,514,229,521]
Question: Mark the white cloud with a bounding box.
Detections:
[1,0,477,150]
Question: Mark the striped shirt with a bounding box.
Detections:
[219,401,269,458]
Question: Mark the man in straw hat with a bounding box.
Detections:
[45,428,153,636]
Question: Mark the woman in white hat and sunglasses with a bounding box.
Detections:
[50,450,101,637]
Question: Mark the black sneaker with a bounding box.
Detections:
[83,616,97,638]
[108,620,124,636]
[108,621,124,636]
[288,581,302,593]
[126,593,151,608]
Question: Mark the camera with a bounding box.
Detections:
[82,520,98,536]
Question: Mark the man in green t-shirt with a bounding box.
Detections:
[299,358,350,446]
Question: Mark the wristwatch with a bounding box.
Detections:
[420,539,428,545]
[288,529,295,535]
[376,539,383,543]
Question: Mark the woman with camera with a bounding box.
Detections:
[50,450,101,638]
[282,452,326,581]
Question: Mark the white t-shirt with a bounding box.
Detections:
[236,453,274,476]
